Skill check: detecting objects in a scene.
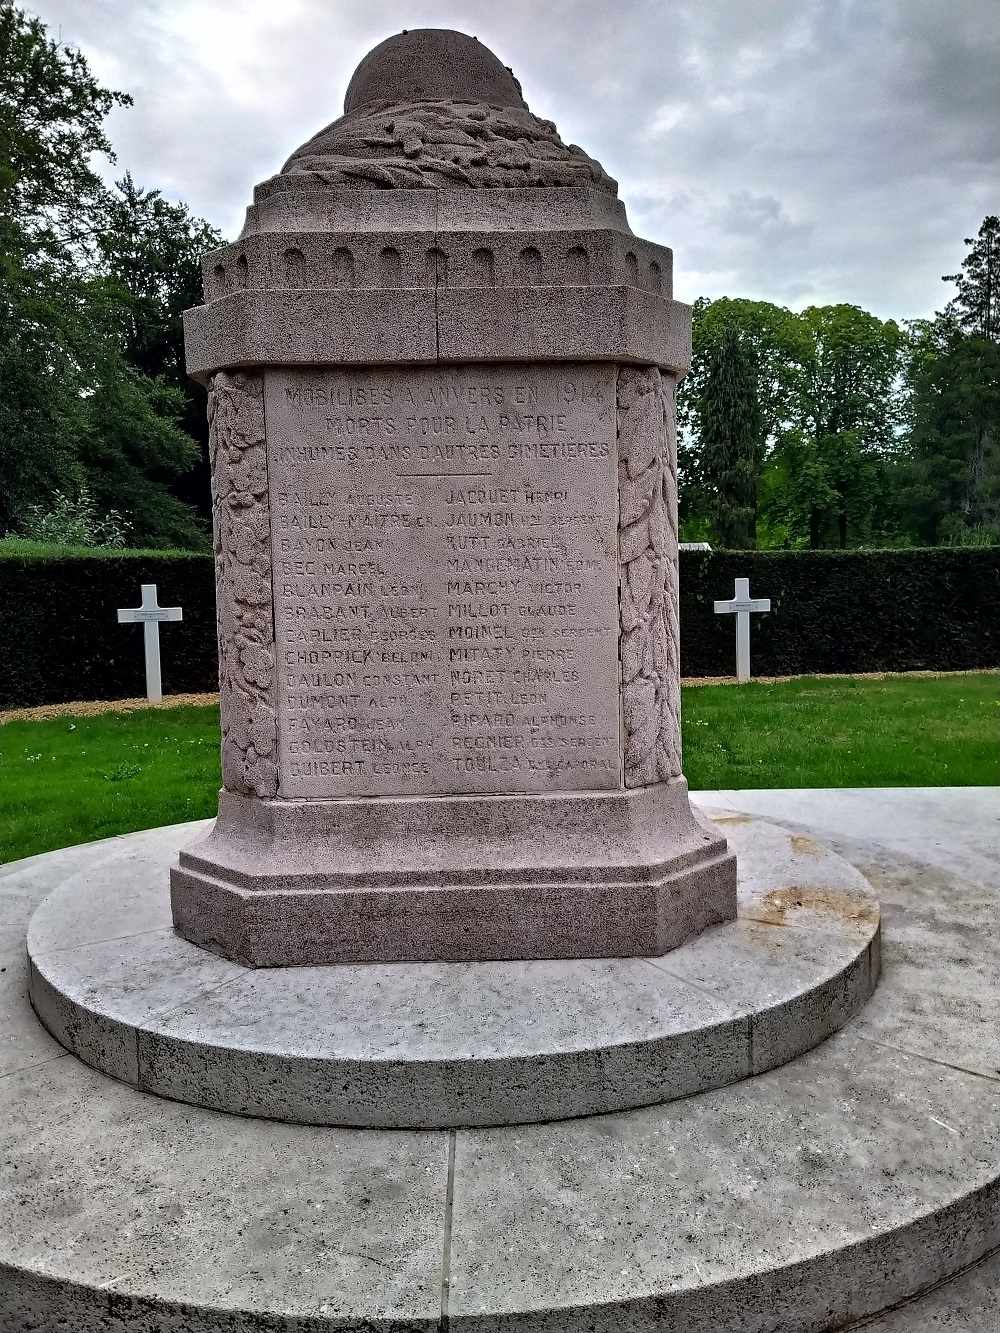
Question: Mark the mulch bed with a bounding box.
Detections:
[0,692,219,725]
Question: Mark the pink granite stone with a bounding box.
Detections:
[173,28,737,965]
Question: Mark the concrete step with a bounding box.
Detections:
[0,788,997,1332]
[24,813,879,1128]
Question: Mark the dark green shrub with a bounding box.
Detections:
[0,550,216,707]
[1,547,996,708]
[680,548,1000,676]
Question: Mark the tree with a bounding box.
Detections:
[677,297,810,542]
[0,5,209,547]
[696,325,762,547]
[0,1,130,260]
[902,320,1000,544]
[93,174,223,519]
[943,215,999,343]
[0,2,129,529]
[895,217,1000,547]
[768,305,904,548]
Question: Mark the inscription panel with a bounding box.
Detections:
[267,364,621,798]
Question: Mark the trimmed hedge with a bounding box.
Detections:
[681,548,1000,677]
[0,547,997,708]
[0,551,217,708]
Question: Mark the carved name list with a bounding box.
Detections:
[267,364,620,798]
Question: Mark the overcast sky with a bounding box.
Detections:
[27,0,1000,322]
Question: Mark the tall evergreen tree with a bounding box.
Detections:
[943,215,999,343]
[904,328,1000,542]
[698,325,763,548]
[677,298,808,543]
[895,216,1000,546]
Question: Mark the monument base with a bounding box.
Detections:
[8,790,998,1332]
[169,778,736,965]
[30,813,877,1128]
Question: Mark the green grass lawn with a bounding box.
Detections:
[0,705,221,864]
[682,672,998,791]
[0,673,997,865]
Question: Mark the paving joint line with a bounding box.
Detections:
[0,1051,71,1081]
[857,1033,1000,1087]
[637,955,729,1005]
[134,972,246,1087]
[145,970,246,1026]
[843,1239,1000,1328]
[439,1128,456,1331]
[45,923,175,953]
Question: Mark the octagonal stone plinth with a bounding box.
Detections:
[171,780,734,965]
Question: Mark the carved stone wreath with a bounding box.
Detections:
[208,371,278,798]
[282,98,617,193]
[618,366,682,787]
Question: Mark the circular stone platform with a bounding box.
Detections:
[5,791,1000,1332]
[26,811,879,1127]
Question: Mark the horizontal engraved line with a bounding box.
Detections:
[396,470,495,479]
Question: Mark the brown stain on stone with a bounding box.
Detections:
[748,885,880,930]
[710,814,753,825]
[789,834,822,855]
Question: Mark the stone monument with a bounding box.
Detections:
[30,41,967,1331]
[172,28,737,965]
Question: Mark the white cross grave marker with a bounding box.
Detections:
[116,583,182,703]
[713,577,771,684]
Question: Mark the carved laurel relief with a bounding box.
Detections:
[208,371,278,798]
[283,99,616,194]
[618,367,682,787]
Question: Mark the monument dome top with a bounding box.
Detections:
[343,29,527,113]
[279,28,617,194]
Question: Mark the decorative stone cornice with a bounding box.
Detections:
[184,285,692,380]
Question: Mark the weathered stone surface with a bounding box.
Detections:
[178,27,732,966]
[617,366,682,786]
[267,362,619,799]
[1,875,65,1076]
[343,29,528,113]
[210,373,278,798]
[170,781,735,964]
[184,286,689,379]
[36,813,869,1126]
[859,1251,1000,1331]
[6,790,1000,1330]
[283,29,615,194]
[447,1028,1000,1332]
[0,1054,447,1331]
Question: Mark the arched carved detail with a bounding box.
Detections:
[565,245,589,285]
[332,246,355,287]
[283,248,306,287]
[516,246,542,285]
[649,260,662,293]
[471,247,495,287]
[380,246,402,287]
[624,250,639,285]
[617,366,681,786]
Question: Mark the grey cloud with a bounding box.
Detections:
[26,0,999,320]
